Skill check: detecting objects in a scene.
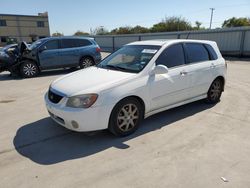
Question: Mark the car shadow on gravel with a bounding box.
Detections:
[13,100,215,165]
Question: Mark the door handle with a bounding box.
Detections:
[180,71,188,76]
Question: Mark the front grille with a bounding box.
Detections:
[48,89,63,104]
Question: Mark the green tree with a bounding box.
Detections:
[150,16,192,32]
[111,26,133,34]
[91,26,109,35]
[52,32,64,37]
[222,17,250,27]
[131,25,150,34]
[74,31,89,36]
[195,21,202,29]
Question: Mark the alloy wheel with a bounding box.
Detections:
[117,103,139,132]
[81,58,93,68]
[23,63,37,76]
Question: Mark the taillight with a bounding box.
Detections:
[96,47,101,52]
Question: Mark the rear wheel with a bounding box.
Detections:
[206,78,223,104]
[79,57,94,69]
[20,61,39,78]
[108,98,144,137]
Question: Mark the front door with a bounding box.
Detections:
[149,43,192,111]
[38,39,60,69]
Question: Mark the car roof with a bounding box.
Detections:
[127,39,216,46]
[44,36,94,41]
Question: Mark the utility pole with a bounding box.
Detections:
[209,8,215,29]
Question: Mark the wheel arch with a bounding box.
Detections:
[214,76,225,91]
[19,58,40,69]
[111,95,146,118]
[79,55,95,64]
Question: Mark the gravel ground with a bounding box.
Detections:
[0,55,250,188]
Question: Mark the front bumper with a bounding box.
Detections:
[44,92,112,132]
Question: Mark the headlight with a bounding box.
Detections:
[66,94,98,108]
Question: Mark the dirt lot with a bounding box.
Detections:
[0,55,250,188]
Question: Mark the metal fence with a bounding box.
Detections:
[91,27,250,56]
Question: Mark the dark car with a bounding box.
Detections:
[0,44,19,73]
[0,37,102,78]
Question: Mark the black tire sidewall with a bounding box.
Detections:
[20,61,39,78]
[109,98,144,137]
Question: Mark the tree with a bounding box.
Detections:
[222,17,250,28]
[110,26,133,34]
[195,21,202,29]
[131,25,150,34]
[74,31,89,36]
[52,32,64,37]
[90,26,109,35]
[150,16,192,32]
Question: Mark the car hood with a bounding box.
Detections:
[50,67,137,96]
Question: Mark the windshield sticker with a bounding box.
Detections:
[142,49,157,54]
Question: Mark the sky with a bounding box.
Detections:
[1,0,250,35]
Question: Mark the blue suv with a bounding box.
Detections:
[16,37,101,78]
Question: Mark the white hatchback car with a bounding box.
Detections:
[45,39,226,136]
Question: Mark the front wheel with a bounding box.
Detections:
[20,61,39,78]
[108,98,144,137]
[206,78,223,104]
[79,57,94,69]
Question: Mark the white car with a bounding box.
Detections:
[45,39,226,136]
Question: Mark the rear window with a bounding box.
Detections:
[78,39,92,47]
[185,43,210,63]
[205,44,218,60]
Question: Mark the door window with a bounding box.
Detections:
[42,40,59,50]
[78,39,92,47]
[156,44,185,68]
[61,39,77,48]
[185,43,209,63]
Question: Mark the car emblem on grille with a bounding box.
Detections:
[50,94,54,99]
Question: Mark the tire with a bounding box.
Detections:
[20,61,39,78]
[206,78,223,104]
[79,57,94,69]
[108,98,144,137]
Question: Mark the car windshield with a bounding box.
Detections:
[97,45,161,73]
[29,39,47,50]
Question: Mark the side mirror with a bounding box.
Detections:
[39,46,47,53]
[150,65,168,75]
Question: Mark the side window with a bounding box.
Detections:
[78,39,92,47]
[185,43,209,63]
[204,44,218,60]
[42,40,59,50]
[61,39,80,49]
[156,44,185,68]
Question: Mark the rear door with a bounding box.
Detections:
[149,43,192,111]
[38,39,60,68]
[183,43,215,98]
[58,39,81,67]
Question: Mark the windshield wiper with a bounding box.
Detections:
[105,64,128,71]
